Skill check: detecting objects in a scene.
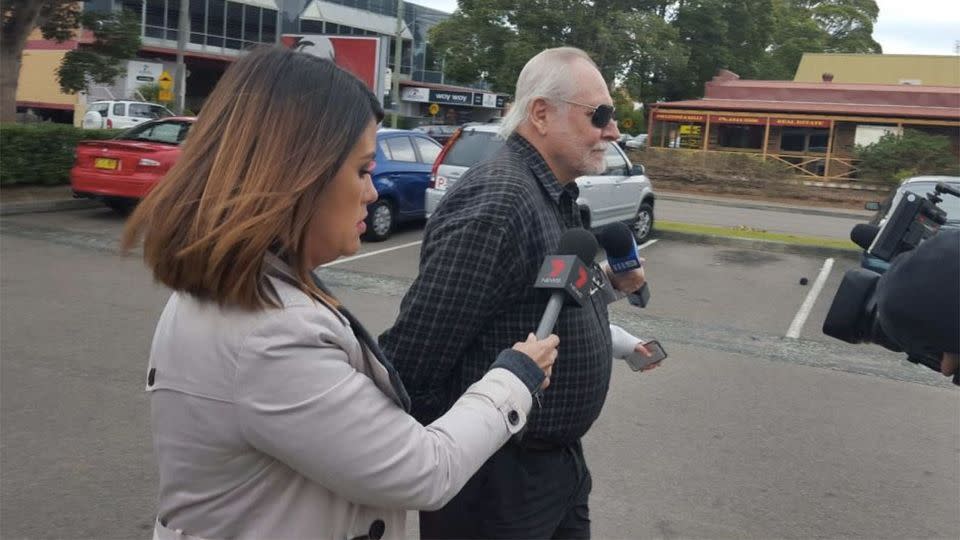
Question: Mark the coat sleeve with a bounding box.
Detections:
[234,306,532,511]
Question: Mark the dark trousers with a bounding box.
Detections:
[420,439,592,540]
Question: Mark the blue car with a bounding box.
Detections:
[860,176,960,273]
[365,129,443,241]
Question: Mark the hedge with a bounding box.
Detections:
[1,124,122,186]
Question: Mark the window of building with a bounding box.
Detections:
[780,128,829,154]
[165,1,180,41]
[189,0,205,44]
[262,9,276,43]
[145,0,165,38]
[207,0,225,45]
[243,5,260,45]
[300,19,323,33]
[717,124,764,149]
[225,1,243,49]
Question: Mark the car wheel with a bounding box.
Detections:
[632,201,654,243]
[365,200,394,242]
[105,198,136,216]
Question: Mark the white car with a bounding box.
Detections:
[425,124,657,242]
[82,100,174,130]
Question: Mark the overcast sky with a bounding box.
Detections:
[408,0,960,56]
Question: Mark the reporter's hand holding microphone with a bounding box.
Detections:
[513,333,559,390]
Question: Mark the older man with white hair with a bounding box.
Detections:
[380,47,645,539]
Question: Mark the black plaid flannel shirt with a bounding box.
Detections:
[379,133,612,445]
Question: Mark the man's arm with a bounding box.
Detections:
[380,218,524,424]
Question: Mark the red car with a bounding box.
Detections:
[70,117,195,213]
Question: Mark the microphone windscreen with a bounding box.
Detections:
[595,222,635,257]
[850,223,880,251]
[557,228,599,264]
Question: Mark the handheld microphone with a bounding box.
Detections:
[850,223,880,251]
[595,222,650,307]
[533,229,599,339]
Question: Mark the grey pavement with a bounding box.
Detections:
[2,208,956,539]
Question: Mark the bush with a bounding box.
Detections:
[856,130,960,182]
[0,124,121,186]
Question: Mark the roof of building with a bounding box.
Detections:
[655,70,960,121]
[654,98,960,121]
[794,53,960,86]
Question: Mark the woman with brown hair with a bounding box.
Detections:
[123,46,558,540]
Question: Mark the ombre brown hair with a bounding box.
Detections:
[122,46,384,310]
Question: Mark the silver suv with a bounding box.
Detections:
[425,124,656,242]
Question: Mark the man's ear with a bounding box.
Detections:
[528,97,551,136]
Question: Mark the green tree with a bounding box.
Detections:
[856,130,959,181]
[1,1,140,122]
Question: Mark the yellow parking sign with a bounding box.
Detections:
[158,71,174,102]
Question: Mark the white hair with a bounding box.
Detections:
[498,47,597,139]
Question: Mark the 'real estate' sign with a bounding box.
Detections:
[770,117,830,128]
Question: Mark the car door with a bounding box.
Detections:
[380,134,428,219]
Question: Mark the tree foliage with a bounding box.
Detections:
[856,130,960,182]
[56,10,142,94]
[430,0,882,105]
[0,1,141,121]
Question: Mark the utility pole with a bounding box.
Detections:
[174,0,189,114]
[391,0,404,128]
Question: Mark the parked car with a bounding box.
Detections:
[425,124,657,242]
[365,128,444,241]
[70,117,194,213]
[860,175,960,273]
[625,134,647,149]
[82,100,174,130]
[411,125,460,146]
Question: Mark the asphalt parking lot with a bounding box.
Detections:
[1,207,957,539]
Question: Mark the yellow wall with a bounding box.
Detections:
[17,27,84,124]
[794,54,960,86]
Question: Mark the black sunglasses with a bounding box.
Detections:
[561,99,616,128]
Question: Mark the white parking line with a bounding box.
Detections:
[639,239,658,250]
[322,241,423,267]
[786,258,834,339]
[324,237,657,269]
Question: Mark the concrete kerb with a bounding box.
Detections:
[653,228,862,261]
[0,198,99,216]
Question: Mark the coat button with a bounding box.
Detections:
[508,410,520,425]
[369,519,385,540]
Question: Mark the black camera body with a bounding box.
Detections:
[823,182,960,384]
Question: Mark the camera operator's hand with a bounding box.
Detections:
[941,352,958,378]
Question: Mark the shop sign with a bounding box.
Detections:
[770,117,830,128]
[709,114,765,125]
[654,111,705,123]
[401,87,430,103]
[429,90,472,106]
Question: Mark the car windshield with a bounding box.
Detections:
[118,120,192,144]
[891,182,960,223]
[128,103,173,119]
[443,130,502,167]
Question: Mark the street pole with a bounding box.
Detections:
[174,0,189,114]
[391,0,404,128]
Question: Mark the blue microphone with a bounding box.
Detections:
[595,222,650,307]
